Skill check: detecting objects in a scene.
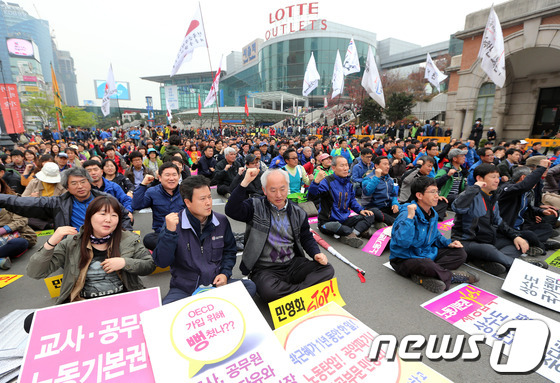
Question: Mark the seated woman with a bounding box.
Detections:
[0,179,37,270]
[102,158,134,196]
[27,195,155,304]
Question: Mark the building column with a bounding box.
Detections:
[462,108,475,140]
[280,94,284,111]
[495,111,505,141]
[272,101,276,110]
[452,109,465,139]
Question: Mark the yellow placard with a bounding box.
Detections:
[545,250,560,268]
[151,266,170,274]
[0,274,22,288]
[524,138,560,147]
[35,229,54,237]
[133,230,141,235]
[268,278,345,329]
[421,136,451,143]
[44,274,63,298]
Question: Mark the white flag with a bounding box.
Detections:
[331,50,344,99]
[101,64,117,117]
[343,38,360,76]
[478,6,506,88]
[361,45,385,108]
[204,56,223,107]
[302,52,320,97]
[170,7,207,77]
[424,53,448,91]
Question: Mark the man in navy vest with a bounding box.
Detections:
[152,175,256,304]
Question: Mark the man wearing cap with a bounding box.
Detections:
[259,142,271,166]
[55,152,70,172]
[313,153,333,179]
[436,149,468,205]
[487,127,497,142]
[144,148,162,174]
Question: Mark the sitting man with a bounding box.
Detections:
[496,160,560,254]
[435,148,468,205]
[0,167,132,230]
[350,148,374,197]
[362,156,400,224]
[214,146,241,196]
[152,176,256,304]
[309,156,385,248]
[452,164,548,275]
[225,168,334,303]
[132,162,185,250]
[282,148,311,194]
[83,160,133,221]
[124,151,155,189]
[390,176,479,293]
[230,154,264,197]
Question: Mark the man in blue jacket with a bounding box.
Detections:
[362,156,399,224]
[132,162,185,250]
[83,160,133,221]
[350,148,374,196]
[390,177,478,293]
[152,176,256,304]
[309,156,384,248]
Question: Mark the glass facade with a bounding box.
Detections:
[157,73,216,110]
[258,37,372,100]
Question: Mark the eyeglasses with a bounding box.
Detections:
[288,157,298,160]
[424,189,439,194]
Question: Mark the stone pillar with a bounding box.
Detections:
[280,94,284,112]
[462,109,475,140]
[452,109,465,139]
[495,111,505,142]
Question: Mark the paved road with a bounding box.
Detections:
[1,190,558,382]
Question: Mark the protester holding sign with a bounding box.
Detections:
[152,176,256,304]
[27,195,155,305]
[390,177,478,293]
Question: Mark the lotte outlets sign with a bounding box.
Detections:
[265,2,327,41]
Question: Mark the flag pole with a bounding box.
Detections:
[199,2,221,130]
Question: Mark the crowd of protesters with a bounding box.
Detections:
[1,117,560,301]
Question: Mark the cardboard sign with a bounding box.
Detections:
[150,266,170,275]
[501,258,560,313]
[274,302,452,382]
[19,288,161,383]
[44,274,63,298]
[437,218,454,231]
[0,274,22,288]
[421,284,560,382]
[545,250,560,268]
[362,226,391,256]
[140,282,301,382]
[268,278,345,328]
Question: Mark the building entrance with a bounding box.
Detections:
[532,87,560,137]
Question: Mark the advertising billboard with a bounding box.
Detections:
[6,38,34,57]
[94,80,131,100]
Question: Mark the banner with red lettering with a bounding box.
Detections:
[0,84,24,134]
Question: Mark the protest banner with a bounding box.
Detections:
[0,274,22,288]
[502,258,560,313]
[35,230,54,237]
[140,281,301,382]
[362,226,391,256]
[44,274,63,298]
[421,283,560,382]
[274,302,452,382]
[19,288,161,382]
[268,278,345,328]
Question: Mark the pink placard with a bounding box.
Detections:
[20,288,161,382]
[422,284,497,324]
[437,219,454,231]
[361,226,391,256]
[191,169,198,175]
[308,211,357,225]
[210,185,217,189]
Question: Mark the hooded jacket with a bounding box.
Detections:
[309,174,364,224]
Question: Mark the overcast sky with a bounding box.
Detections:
[15,0,507,109]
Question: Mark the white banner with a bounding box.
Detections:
[164,85,179,110]
[302,52,320,97]
[361,45,385,108]
[171,7,207,77]
[424,53,448,91]
[101,64,117,117]
[343,38,360,76]
[331,49,344,99]
[478,6,506,88]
